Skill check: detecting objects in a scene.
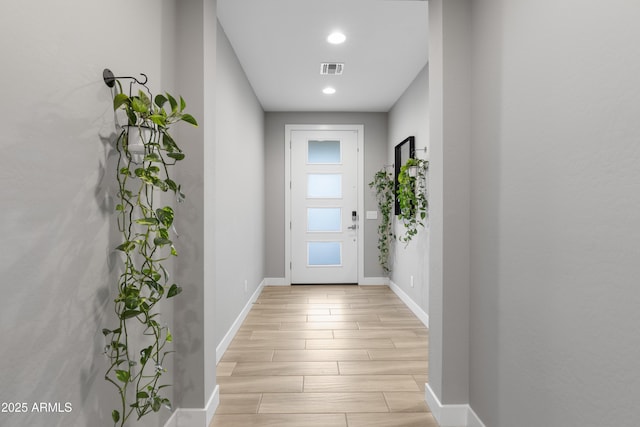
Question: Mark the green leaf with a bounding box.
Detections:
[156,207,174,227]
[119,167,130,176]
[144,153,161,162]
[138,90,152,108]
[155,180,169,191]
[150,114,166,127]
[180,96,186,111]
[137,391,149,399]
[102,328,111,336]
[180,114,198,126]
[116,241,136,252]
[154,94,168,108]
[166,329,172,342]
[165,179,177,191]
[154,237,172,246]
[167,93,178,112]
[152,397,161,412]
[124,296,139,310]
[115,370,130,383]
[157,228,169,240]
[126,107,137,125]
[135,217,159,226]
[167,284,182,298]
[162,133,178,152]
[122,310,142,319]
[166,152,185,161]
[115,204,124,212]
[140,346,152,365]
[131,97,148,114]
[113,93,129,111]
[112,410,120,423]
[170,245,178,256]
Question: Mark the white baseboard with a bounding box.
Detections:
[467,406,487,427]
[205,385,220,426]
[164,408,178,427]
[425,383,468,426]
[388,280,429,327]
[425,383,487,427]
[163,385,219,427]
[264,277,289,286]
[216,279,266,364]
[359,277,390,286]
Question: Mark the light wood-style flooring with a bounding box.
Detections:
[210,285,436,427]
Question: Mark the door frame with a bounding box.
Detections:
[284,124,365,285]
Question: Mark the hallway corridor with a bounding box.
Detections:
[210,285,436,427]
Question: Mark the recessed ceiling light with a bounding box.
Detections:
[327,32,346,44]
[323,87,336,95]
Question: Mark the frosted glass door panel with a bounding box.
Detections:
[308,140,341,164]
[308,242,342,266]
[307,174,342,198]
[307,208,342,232]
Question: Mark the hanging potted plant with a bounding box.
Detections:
[102,71,198,426]
[369,168,395,273]
[396,157,429,245]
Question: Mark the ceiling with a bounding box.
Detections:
[217,0,429,112]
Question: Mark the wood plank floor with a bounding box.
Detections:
[210,285,437,427]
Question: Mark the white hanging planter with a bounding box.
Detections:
[124,125,154,164]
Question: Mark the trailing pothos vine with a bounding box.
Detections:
[103,79,197,426]
[369,169,395,274]
[397,157,429,245]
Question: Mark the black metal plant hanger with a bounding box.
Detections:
[103,68,151,98]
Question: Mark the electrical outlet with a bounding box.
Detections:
[244,279,248,292]
[410,275,414,288]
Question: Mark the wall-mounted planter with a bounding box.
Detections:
[397,157,429,245]
[102,68,198,427]
[123,125,154,164]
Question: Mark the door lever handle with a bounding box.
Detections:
[347,225,357,230]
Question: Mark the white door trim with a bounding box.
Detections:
[285,124,364,285]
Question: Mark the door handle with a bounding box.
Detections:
[347,225,357,230]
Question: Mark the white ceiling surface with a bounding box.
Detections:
[217,0,429,112]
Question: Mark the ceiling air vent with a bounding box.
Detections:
[320,63,344,75]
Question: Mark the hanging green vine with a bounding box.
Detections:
[397,157,429,245]
[103,80,198,427]
[369,169,395,273]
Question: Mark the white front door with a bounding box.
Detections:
[290,129,359,284]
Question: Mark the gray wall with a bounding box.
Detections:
[0,1,181,426]
[214,23,265,346]
[173,0,218,413]
[428,0,640,426]
[388,64,430,314]
[468,0,640,425]
[428,0,472,407]
[264,112,388,279]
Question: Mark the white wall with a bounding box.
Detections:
[0,1,180,426]
[214,24,265,347]
[468,0,640,426]
[388,65,430,315]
